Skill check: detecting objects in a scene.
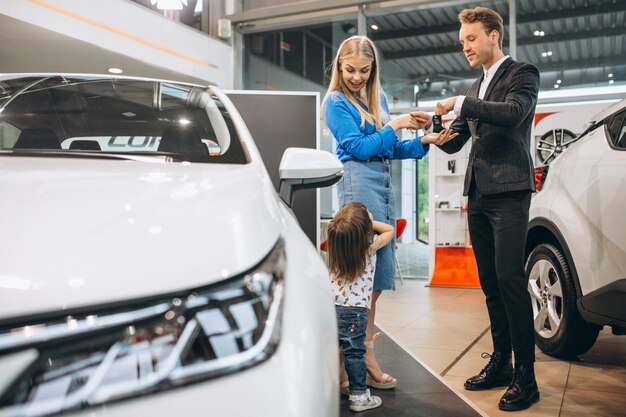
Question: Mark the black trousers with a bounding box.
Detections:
[468,183,535,364]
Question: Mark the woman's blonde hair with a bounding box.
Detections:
[323,36,386,129]
[327,202,373,284]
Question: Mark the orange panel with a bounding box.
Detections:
[429,247,480,288]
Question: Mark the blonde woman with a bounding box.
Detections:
[322,36,457,389]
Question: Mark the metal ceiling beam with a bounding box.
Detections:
[522,26,626,46]
[363,0,475,17]
[233,7,357,34]
[409,56,626,80]
[225,0,380,23]
[372,22,459,41]
[384,26,626,60]
[227,0,473,28]
[515,1,626,24]
[371,1,626,41]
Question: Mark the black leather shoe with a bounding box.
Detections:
[498,363,540,411]
[464,351,513,391]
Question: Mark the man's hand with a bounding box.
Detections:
[409,111,432,130]
[421,129,459,146]
[435,96,458,116]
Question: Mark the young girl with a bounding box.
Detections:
[327,202,394,412]
[322,35,457,390]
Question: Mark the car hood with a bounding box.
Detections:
[0,156,283,319]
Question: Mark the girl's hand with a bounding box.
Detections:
[421,129,459,145]
[371,220,394,251]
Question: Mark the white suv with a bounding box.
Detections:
[525,98,626,357]
[0,74,342,417]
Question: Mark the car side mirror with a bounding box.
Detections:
[278,148,343,207]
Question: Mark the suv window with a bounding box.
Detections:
[0,76,247,163]
[607,109,626,149]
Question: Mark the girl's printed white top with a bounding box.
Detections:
[330,238,377,309]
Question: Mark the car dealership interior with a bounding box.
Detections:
[0,1,624,416]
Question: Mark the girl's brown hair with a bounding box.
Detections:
[322,36,386,130]
[326,202,373,284]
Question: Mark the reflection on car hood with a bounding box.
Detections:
[0,157,282,319]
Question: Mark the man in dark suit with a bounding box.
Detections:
[431,6,540,412]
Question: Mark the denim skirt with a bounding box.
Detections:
[338,160,396,291]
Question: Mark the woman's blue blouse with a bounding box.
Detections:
[324,91,429,162]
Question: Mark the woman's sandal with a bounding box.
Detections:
[366,370,397,389]
[364,332,397,389]
[340,381,350,396]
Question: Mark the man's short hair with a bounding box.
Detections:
[459,6,504,49]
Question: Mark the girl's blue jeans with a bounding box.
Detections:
[336,305,368,395]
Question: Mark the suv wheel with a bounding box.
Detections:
[536,128,577,165]
[526,243,600,357]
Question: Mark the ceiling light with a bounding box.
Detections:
[557,79,562,84]
[533,30,545,36]
[370,24,379,31]
[554,84,559,89]
[609,79,615,84]
[547,51,552,56]
[608,73,613,78]
[151,0,187,10]
[108,67,123,74]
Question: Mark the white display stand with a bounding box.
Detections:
[429,143,470,247]
[428,125,479,287]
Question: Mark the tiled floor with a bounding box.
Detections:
[339,327,483,417]
[375,279,626,417]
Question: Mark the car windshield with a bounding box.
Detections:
[0,75,247,163]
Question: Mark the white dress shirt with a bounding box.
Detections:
[454,55,510,114]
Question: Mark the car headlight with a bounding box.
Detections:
[0,239,285,417]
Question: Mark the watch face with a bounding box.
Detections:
[432,115,443,133]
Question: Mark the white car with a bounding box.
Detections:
[0,74,342,416]
[526,97,626,357]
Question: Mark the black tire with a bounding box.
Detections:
[525,243,601,358]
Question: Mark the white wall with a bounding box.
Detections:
[0,0,233,88]
[245,54,326,94]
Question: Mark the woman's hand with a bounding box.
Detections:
[409,111,432,130]
[388,113,420,131]
[421,129,459,145]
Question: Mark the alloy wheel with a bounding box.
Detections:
[528,258,564,338]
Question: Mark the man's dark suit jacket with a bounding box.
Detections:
[439,57,540,196]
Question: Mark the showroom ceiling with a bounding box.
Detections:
[1,0,623,96]
[369,0,626,90]
[0,14,210,86]
[231,0,625,99]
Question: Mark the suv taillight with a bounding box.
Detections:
[534,165,549,192]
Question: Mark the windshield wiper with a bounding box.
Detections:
[0,149,177,163]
